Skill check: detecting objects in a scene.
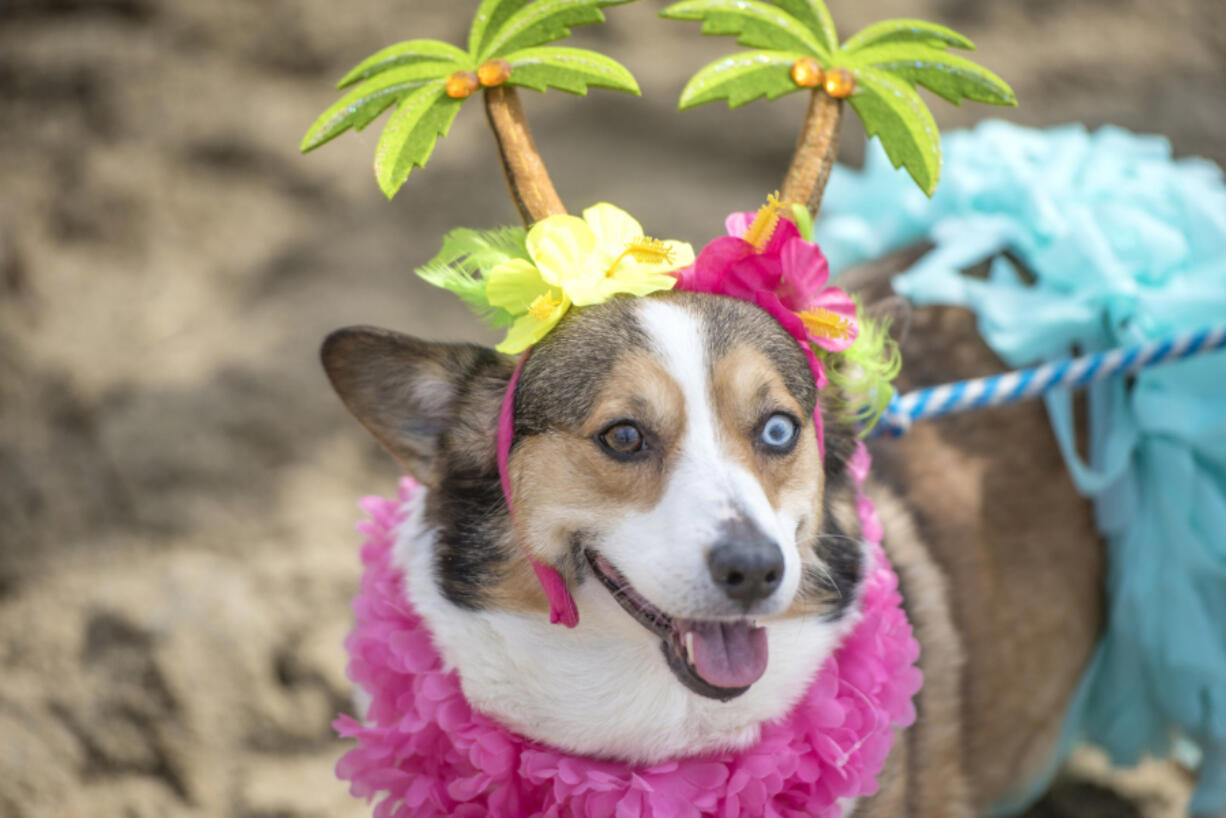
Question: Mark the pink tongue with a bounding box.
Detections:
[683,620,769,689]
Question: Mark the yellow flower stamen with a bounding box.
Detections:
[743,191,792,252]
[626,237,675,265]
[604,236,674,277]
[528,292,560,321]
[800,307,854,342]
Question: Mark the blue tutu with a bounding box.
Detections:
[819,121,1226,815]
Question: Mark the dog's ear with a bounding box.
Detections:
[321,326,513,488]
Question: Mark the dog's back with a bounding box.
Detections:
[848,255,1103,815]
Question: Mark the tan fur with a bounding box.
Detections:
[786,488,860,619]
[577,348,688,454]
[872,398,1102,812]
[846,256,1104,815]
[860,483,973,818]
[710,344,821,512]
[863,729,912,816]
[506,349,685,561]
[485,545,553,615]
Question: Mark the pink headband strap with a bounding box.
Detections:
[497,351,580,628]
[799,342,826,458]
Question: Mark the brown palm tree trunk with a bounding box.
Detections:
[780,90,843,217]
[483,85,566,226]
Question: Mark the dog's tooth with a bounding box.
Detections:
[684,632,695,665]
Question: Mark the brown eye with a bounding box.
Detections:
[598,422,646,459]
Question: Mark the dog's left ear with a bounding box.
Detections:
[321,326,513,488]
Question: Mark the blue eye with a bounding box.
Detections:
[759,413,799,451]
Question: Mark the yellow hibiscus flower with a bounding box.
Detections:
[485,258,572,354]
[486,203,695,354]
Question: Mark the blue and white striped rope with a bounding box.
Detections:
[874,324,1226,437]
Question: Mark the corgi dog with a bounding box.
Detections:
[321,256,1103,816]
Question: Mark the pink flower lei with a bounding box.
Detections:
[335,448,920,818]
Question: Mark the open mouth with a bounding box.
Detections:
[585,550,768,701]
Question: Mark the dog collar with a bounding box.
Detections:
[335,443,922,817]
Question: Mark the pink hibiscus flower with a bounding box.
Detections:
[674,207,859,394]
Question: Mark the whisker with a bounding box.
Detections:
[803,560,843,601]
[804,532,863,548]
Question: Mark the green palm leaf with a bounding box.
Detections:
[660,0,825,57]
[770,0,837,54]
[848,67,942,195]
[373,81,463,199]
[480,0,634,60]
[337,40,471,88]
[841,19,974,52]
[678,50,801,109]
[302,62,454,152]
[468,0,532,58]
[845,44,1015,106]
[504,47,640,95]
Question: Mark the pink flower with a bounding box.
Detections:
[676,211,858,360]
[674,207,859,458]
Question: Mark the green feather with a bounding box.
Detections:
[845,43,1016,106]
[336,40,471,89]
[373,82,462,199]
[414,226,530,327]
[301,62,455,153]
[677,50,801,109]
[504,47,640,95]
[841,18,974,52]
[848,67,942,196]
[818,299,902,435]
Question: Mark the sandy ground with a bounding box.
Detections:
[0,0,1222,815]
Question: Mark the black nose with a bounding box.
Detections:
[707,518,784,606]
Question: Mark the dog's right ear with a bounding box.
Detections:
[321,326,513,489]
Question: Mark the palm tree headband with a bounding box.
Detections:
[302,0,1017,625]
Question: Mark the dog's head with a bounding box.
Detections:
[324,289,865,703]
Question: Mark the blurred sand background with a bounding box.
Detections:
[0,0,1223,815]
